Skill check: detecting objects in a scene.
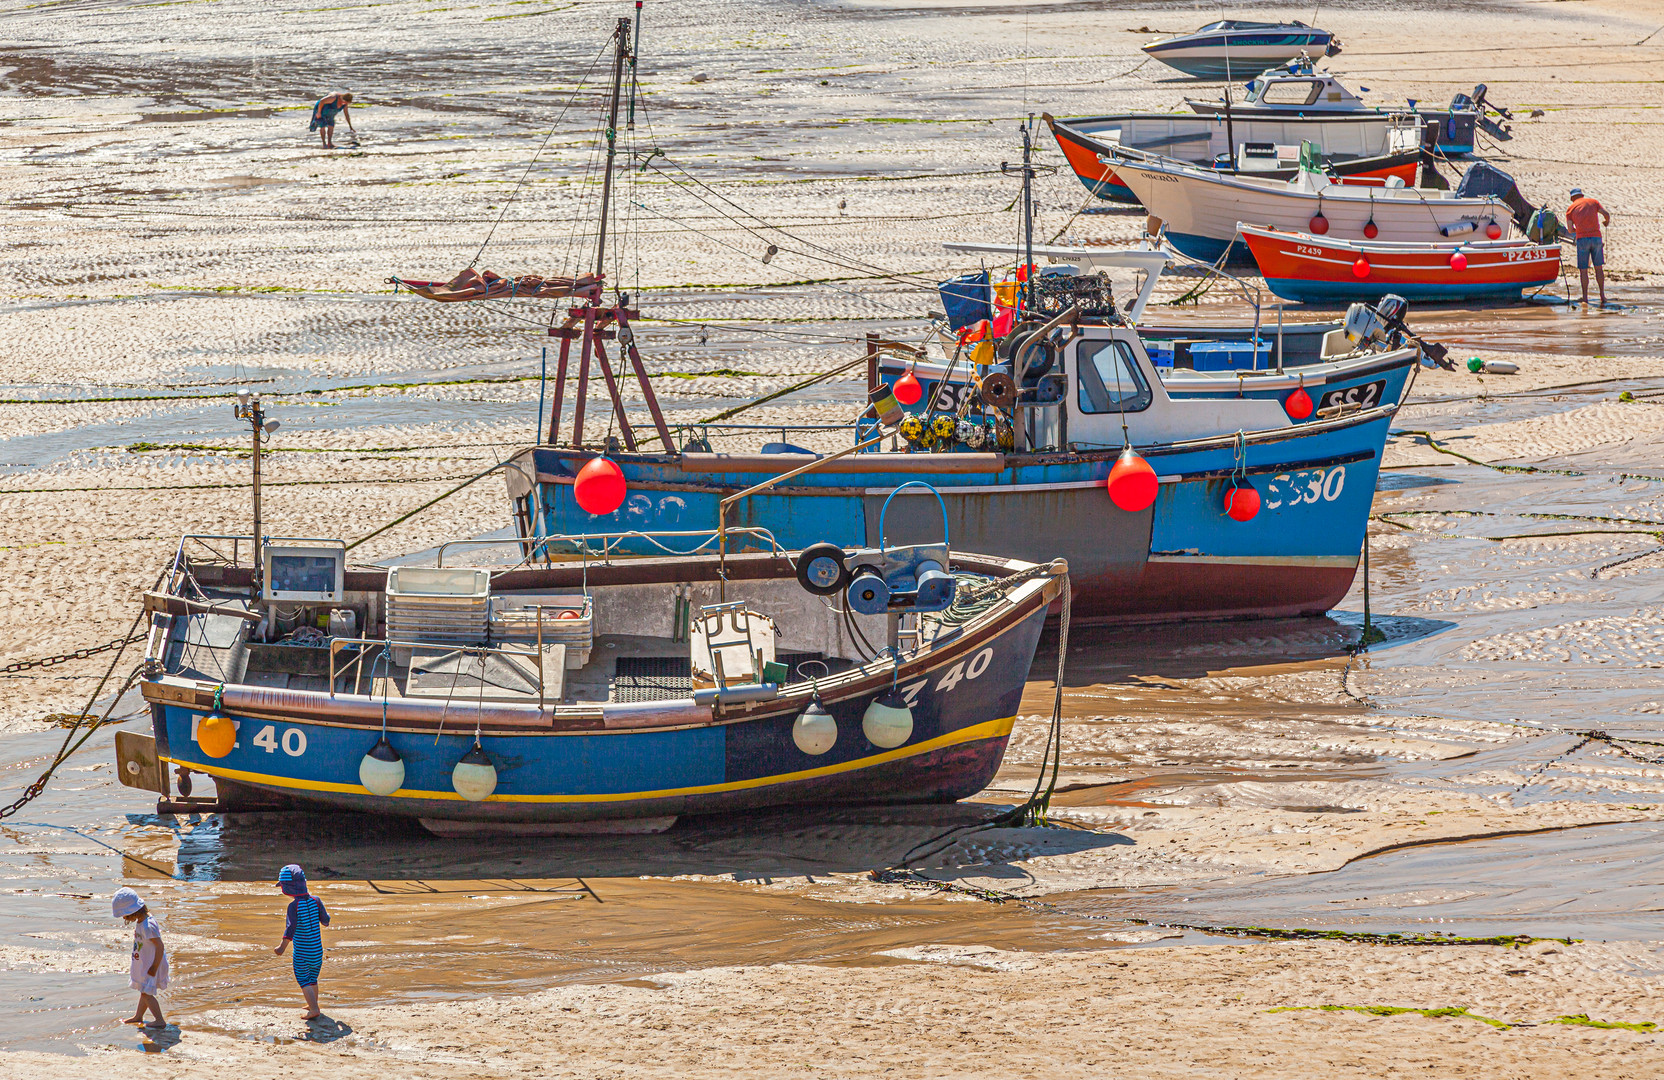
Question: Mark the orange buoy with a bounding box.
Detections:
[1284,386,1314,420]
[1486,222,1502,240]
[1363,221,1379,240]
[573,457,627,515]
[894,370,923,405]
[1224,484,1261,522]
[1352,258,1370,278]
[1106,447,1158,512]
[197,710,236,758]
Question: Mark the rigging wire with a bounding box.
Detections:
[470,38,615,269]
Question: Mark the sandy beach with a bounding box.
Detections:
[3,0,1664,1074]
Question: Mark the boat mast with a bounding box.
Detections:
[544,9,674,457]
[234,390,274,592]
[592,15,632,285]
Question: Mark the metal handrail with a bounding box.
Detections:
[327,635,559,704]
[501,527,788,570]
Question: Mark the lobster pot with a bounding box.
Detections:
[386,567,491,664]
[489,593,593,669]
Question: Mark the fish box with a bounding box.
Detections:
[1190,341,1271,372]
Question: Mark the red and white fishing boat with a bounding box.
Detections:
[1238,223,1562,303]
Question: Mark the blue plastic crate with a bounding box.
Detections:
[1190,341,1270,372]
[1147,342,1176,369]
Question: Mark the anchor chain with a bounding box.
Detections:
[1,630,149,676]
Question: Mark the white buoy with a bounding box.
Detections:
[359,736,405,796]
[861,691,913,749]
[793,698,838,755]
[452,745,498,802]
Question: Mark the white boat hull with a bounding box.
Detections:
[1112,158,1512,262]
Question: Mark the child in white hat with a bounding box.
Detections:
[112,887,168,1028]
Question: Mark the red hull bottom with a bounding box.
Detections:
[1067,561,1360,625]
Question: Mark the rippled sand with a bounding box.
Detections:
[5,0,1664,1074]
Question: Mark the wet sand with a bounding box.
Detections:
[4,0,1664,1074]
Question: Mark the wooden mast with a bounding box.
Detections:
[549,10,674,454]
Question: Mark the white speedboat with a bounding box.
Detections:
[1142,20,1340,80]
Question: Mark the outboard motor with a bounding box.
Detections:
[1344,294,1452,370]
[1455,161,1534,231]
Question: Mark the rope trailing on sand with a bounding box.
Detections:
[887,566,1071,869]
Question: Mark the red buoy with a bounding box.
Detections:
[1309,213,1330,235]
[894,370,923,405]
[1486,222,1503,240]
[1352,257,1370,279]
[1363,221,1379,240]
[1224,484,1261,522]
[1450,251,1469,272]
[1284,386,1314,420]
[573,457,627,516]
[1106,447,1158,512]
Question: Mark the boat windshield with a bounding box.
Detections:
[1076,340,1151,414]
[1257,79,1324,107]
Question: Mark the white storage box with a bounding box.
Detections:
[386,567,491,663]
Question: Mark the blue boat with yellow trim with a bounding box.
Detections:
[130,533,1064,833]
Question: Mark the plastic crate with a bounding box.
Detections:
[1190,341,1271,372]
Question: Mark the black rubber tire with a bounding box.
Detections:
[795,542,850,596]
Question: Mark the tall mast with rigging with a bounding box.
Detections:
[544,9,673,456]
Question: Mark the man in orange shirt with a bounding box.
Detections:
[1566,187,1611,307]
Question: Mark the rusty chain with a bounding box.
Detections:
[1,630,149,676]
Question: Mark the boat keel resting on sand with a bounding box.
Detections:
[128,531,1064,830]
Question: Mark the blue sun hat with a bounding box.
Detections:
[277,864,308,897]
[111,887,144,918]
[1570,187,1584,198]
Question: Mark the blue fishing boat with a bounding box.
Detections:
[506,202,1436,625]
[131,527,1065,831]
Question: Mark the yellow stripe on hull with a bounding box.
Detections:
[162,715,1018,804]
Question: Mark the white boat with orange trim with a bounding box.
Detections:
[1107,150,1518,263]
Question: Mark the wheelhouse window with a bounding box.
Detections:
[1076,340,1152,414]
[1259,79,1322,106]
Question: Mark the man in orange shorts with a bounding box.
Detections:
[1566,187,1611,308]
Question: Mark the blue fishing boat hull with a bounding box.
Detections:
[149,597,1051,822]
[516,356,1410,624]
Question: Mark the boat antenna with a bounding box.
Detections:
[592,14,633,288]
[627,1,643,131]
[1000,118,1038,315]
[1023,115,1035,313]
[233,389,277,591]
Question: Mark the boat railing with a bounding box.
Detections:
[326,635,560,706]
[169,533,256,586]
[471,527,786,569]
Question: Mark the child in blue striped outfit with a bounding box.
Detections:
[272,864,330,1019]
